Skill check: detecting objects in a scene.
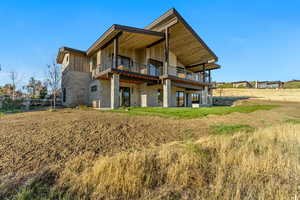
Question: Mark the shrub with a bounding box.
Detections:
[2,97,23,111]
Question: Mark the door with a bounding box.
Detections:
[185,93,189,107]
[176,91,185,107]
[120,87,130,107]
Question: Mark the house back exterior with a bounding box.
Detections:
[57,8,220,109]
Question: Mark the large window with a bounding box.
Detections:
[91,85,97,92]
[191,93,200,103]
[149,59,163,76]
[118,55,131,68]
[92,55,97,69]
[176,91,185,107]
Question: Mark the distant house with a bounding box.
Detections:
[255,81,283,89]
[284,80,300,88]
[232,81,253,88]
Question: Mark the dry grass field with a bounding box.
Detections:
[213,88,300,102]
[0,99,300,199]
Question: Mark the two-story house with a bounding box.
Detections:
[56,8,220,109]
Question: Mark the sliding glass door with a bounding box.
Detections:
[120,87,130,107]
[176,91,185,107]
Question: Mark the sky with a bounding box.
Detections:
[0,0,299,89]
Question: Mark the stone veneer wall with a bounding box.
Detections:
[61,70,91,107]
[89,79,101,108]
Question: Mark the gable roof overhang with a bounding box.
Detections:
[145,8,219,70]
[86,24,165,56]
[56,47,86,64]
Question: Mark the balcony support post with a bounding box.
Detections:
[163,79,171,107]
[113,35,119,69]
[164,27,169,75]
[111,74,120,109]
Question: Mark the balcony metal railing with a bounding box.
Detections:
[91,56,211,83]
[168,65,210,82]
[92,56,162,77]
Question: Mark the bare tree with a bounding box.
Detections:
[9,71,18,100]
[46,61,61,109]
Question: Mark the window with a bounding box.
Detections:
[92,55,97,69]
[149,59,163,76]
[176,67,184,74]
[63,88,66,102]
[91,85,97,92]
[118,55,131,68]
[157,89,163,105]
[191,93,200,103]
[176,91,185,107]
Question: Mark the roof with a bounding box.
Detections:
[257,81,282,84]
[145,8,218,65]
[56,47,86,63]
[232,81,251,84]
[86,24,165,56]
[286,79,300,83]
[57,8,219,69]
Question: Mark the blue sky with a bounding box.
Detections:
[0,0,299,88]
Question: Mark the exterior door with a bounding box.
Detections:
[120,87,130,107]
[185,93,189,107]
[176,91,185,107]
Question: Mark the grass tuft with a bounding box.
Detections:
[283,119,300,124]
[109,104,279,118]
[210,124,255,135]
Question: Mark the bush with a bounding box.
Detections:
[2,97,23,111]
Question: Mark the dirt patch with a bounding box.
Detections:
[0,109,207,177]
[0,100,299,181]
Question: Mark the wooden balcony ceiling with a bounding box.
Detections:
[87,24,164,55]
[187,63,221,72]
[146,8,219,68]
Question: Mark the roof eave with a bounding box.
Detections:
[145,8,218,62]
[86,24,164,56]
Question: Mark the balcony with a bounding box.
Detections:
[168,65,210,83]
[92,56,162,78]
[92,56,211,84]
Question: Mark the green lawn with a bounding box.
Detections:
[283,119,300,124]
[109,104,279,118]
[210,124,255,135]
[0,109,21,117]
